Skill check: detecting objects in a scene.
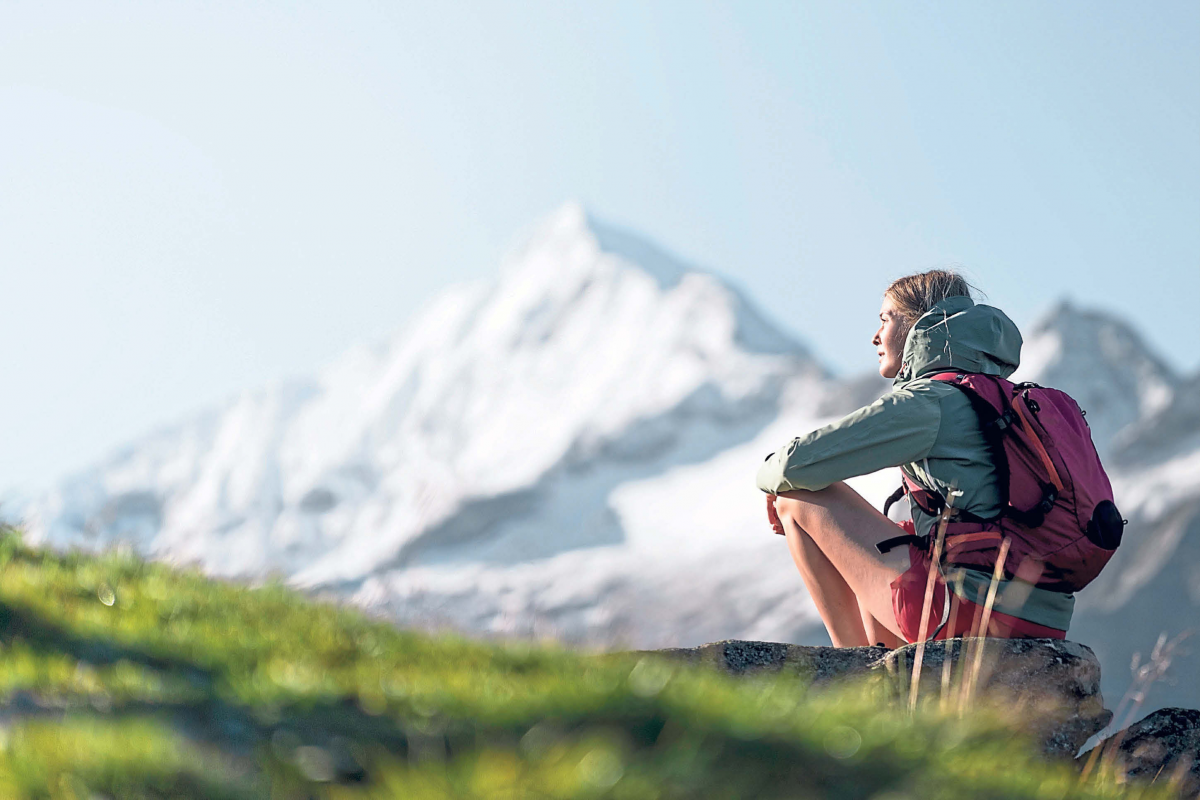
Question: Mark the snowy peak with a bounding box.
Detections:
[1013,300,1178,452]
[496,202,805,358]
[502,201,684,290]
[404,203,817,489]
[26,204,819,587]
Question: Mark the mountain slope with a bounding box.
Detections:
[27,203,825,593]
[1011,300,1178,453]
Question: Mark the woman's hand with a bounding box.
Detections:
[766,493,785,535]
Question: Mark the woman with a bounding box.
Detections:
[757,270,1071,648]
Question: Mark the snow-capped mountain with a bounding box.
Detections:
[27,202,832,594]
[22,204,1199,713]
[1012,301,1178,452]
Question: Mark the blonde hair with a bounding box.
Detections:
[885,270,975,327]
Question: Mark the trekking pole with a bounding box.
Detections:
[908,486,960,713]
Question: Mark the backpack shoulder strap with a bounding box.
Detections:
[921,371,1017,429]
[924,372,1015,514]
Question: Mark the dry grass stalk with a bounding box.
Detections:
[1084,628,1195,786]
[1079,628,1194,784]
[908,489,960,712]
[939,571,965,712]
[959,536,1011,714]
[1164,754,1193,796]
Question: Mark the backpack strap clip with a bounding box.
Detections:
[876,533,929,555]
[991,409,1018,432]
[1003,482,1059,528]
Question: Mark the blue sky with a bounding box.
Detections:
[1,1,1197,493]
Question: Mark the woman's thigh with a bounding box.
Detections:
[775,482,913,639]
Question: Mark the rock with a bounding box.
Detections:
[655,638,1111,759]
[653,639,888,685]
[879,638,1112,758]
[1082,708,1200,794]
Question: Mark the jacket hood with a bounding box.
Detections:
[893,295,1022,387]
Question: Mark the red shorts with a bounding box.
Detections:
[888,520,1066,644]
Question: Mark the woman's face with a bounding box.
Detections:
[873,294,908,379]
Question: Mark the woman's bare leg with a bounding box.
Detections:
[775,481,912,643]
[859,608,904,649]
[784,523,902,648]
[783,523,870,646]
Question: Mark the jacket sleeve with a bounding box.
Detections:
[755,383,943,493]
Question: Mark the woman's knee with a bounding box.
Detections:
[774,483,846,528]
[772,494,805,528]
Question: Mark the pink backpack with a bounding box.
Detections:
[897,372,1124,593]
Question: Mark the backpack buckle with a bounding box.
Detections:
[1037,485,1058,516]
[992,409,1017,432]
[876,533,929,555]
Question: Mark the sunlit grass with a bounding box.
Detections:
[0,525,1167,798]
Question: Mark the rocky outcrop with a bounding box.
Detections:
[654,640,888,685]
[880,638,1112,759]
[656,638,1111,758]
[1082,708,1200,795]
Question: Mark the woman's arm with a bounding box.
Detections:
[756,383,942,494]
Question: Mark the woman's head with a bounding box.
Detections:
[873,270,974,379]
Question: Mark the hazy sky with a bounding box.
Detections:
[2,1,1198,494]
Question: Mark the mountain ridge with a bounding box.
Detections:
[1012,298,1178,453]
[26,202,822,587]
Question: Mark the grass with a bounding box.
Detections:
[0,525,1170,799]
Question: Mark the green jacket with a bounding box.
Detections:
[756,295,1023,538]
